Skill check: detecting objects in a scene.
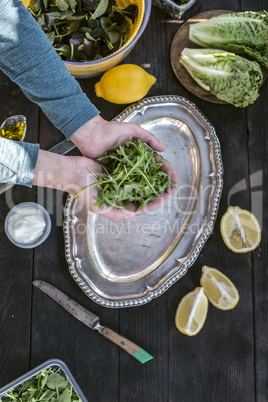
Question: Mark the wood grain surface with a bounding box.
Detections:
[0,0,267,401]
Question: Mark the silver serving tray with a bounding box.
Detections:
[63,96,223,308]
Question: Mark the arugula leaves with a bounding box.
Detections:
[0,367,82,401]
[29,0,138,62]
[73,139,174,211]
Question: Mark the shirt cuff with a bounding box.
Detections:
[0,138,40,187]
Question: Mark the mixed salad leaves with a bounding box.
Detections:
[29,0,138,62]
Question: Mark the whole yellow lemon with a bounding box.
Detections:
[95,64,157,104]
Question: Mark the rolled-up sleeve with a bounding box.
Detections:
[0,0,99,140]
[0,138,39,186]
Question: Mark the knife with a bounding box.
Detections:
[33,280,153,364]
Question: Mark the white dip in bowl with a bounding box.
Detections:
[5,202,51,248]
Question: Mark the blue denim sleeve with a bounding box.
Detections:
[0,0,100,186]
[0,0,99,139]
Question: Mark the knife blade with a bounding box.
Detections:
[33,280,153,364]
[48,138,76,155]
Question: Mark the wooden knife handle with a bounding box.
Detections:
[99,326,153,363]
[100,326,140,354]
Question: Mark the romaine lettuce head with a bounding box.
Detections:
[189,11,268,68]
[180,48,263,107]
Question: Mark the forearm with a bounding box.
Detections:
[32,150,98,196]
[0,0,99,139]
[32,150,79,194]
[32,150,137,221]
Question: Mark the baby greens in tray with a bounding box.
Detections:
[29,0,138,62]
[0,367,82,402]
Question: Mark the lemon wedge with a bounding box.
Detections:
[95,64,156,104]
[175,287,208,336]
[200,266,239,310]
[220,206,261,253]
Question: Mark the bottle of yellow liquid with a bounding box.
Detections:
[0,115,26,141]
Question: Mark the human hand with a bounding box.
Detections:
[69,151,177,220]
[68,156,139,220]
[32,150,137,220]
[70,115,166,158]
[70,115,179,215]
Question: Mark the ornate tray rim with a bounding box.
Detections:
[63,95,224,308]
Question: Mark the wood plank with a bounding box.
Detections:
[31,110,120,400]
[115,7,172,401]
[30,190,120,401]
[243,2,268,401]
[239,1,268,401]
[161,0,255,400]
[119,297,169,402]
[0,71,39,387]
[247,86,268,402]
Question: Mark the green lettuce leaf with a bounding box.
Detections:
[180,48,263,108]
[189,11,268,68]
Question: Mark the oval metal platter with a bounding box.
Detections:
[63,95,223,308]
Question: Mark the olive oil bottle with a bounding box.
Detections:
[0,115,26,141]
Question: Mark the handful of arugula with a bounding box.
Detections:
[74,139,174,211]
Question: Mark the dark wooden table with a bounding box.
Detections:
[1,0,267,401]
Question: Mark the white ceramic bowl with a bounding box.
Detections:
[5,202,51,249]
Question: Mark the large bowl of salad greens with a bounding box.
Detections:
[26,0,151,78]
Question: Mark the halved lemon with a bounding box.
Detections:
[220,206,261,253]
[175,287,208,336]
[200,266,239,310]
